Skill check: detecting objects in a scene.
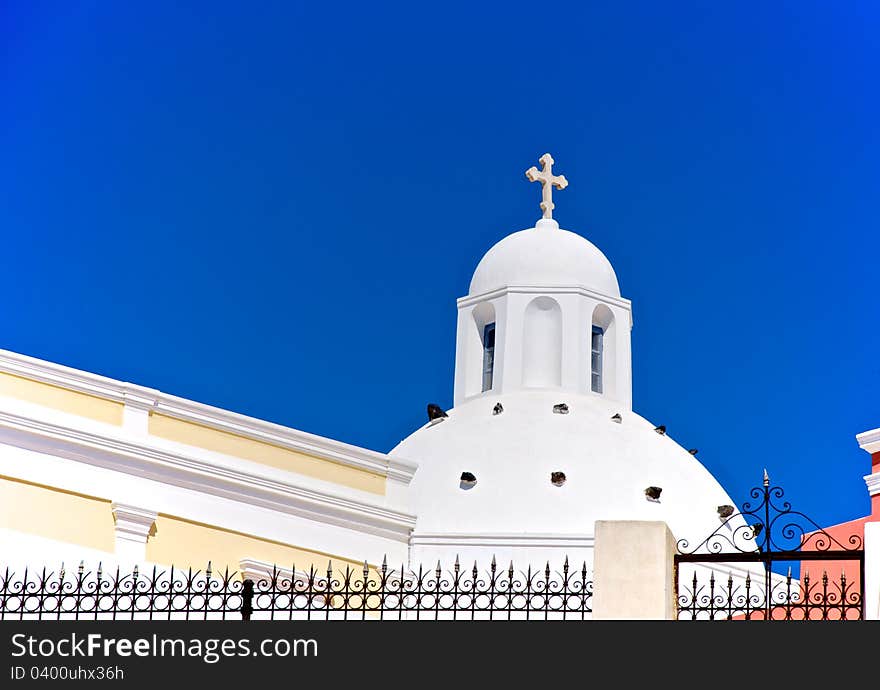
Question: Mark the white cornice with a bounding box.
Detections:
[0,406,417,542]
[865,472,880,497]
[857,427,880,455]
[457,285,633,311]
[0,349,418,485]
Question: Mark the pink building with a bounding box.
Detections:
[798,426,880,619]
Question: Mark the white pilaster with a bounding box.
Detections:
[121,386,158,435]
[864,522,880,620]
[111,502,157,561]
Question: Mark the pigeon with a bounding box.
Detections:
[493,402,504,416]
[611,413,622,423]
[553,403,569,415]
[459,471,477,489]
[717,504,735,519]
[644,486,662,502]
[427,403,448,424]
[551,471,566,487]
[654,425,666,435]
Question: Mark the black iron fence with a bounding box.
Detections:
[0,557,593,620]
[675,472,864,620]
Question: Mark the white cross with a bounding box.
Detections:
[525,153,568,220]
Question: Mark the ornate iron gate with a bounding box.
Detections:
[675,472,864,620]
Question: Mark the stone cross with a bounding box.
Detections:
[525,153,568,220]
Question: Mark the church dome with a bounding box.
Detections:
[468,219,621,297]
[390,390,740,544]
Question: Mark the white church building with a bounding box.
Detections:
[0,154,744,609]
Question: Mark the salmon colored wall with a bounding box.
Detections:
[873,452,880,518]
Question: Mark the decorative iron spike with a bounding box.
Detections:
[509,561,515,578]
[60,562,65,579]
[787,566,792,581]
[472,561,478,578]
[363,560,369,578]
[78,560,84,576]
[327,561,333,579]
[763,468,770,487]
[133,564,139,579]
[206,561,212,579]
[97,562,102,579]
[563,555,569,574]
[381,555,387,573]
[454,554,460,573]
[581,561,587,578]
[435,561,442,577]
[491,554,496,570]
[822,570,828,584]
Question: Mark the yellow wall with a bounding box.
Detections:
[148,414,385,495]
[0,372,123,426]
[0,475,115,552]
[146,513,365,577]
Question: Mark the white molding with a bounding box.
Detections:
[0,406,417,542]
[111,503,157,544]
[857,427,880,455]
[865,472,880,497]
[410,532,596,549]
[457,285,633,311]
[0,349,418,485]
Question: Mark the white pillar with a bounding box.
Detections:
[111,503,157,561]
[864,522,880,620]
[591,520,677,620]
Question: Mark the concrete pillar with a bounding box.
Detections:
[591,520,677,620]
[864,522,880,620]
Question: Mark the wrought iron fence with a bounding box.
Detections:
[677,566,861,620]
[0,557,593,620]
[675,471,864,620]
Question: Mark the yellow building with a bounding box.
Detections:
[0,348,417,580]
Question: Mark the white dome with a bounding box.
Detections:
[390,391,740,545]
[469,219,621,297]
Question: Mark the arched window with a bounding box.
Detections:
[482,322,496,392]
[591,304,615,397]
[591,325,604,393]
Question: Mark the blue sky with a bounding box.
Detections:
[1,1,878,531]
